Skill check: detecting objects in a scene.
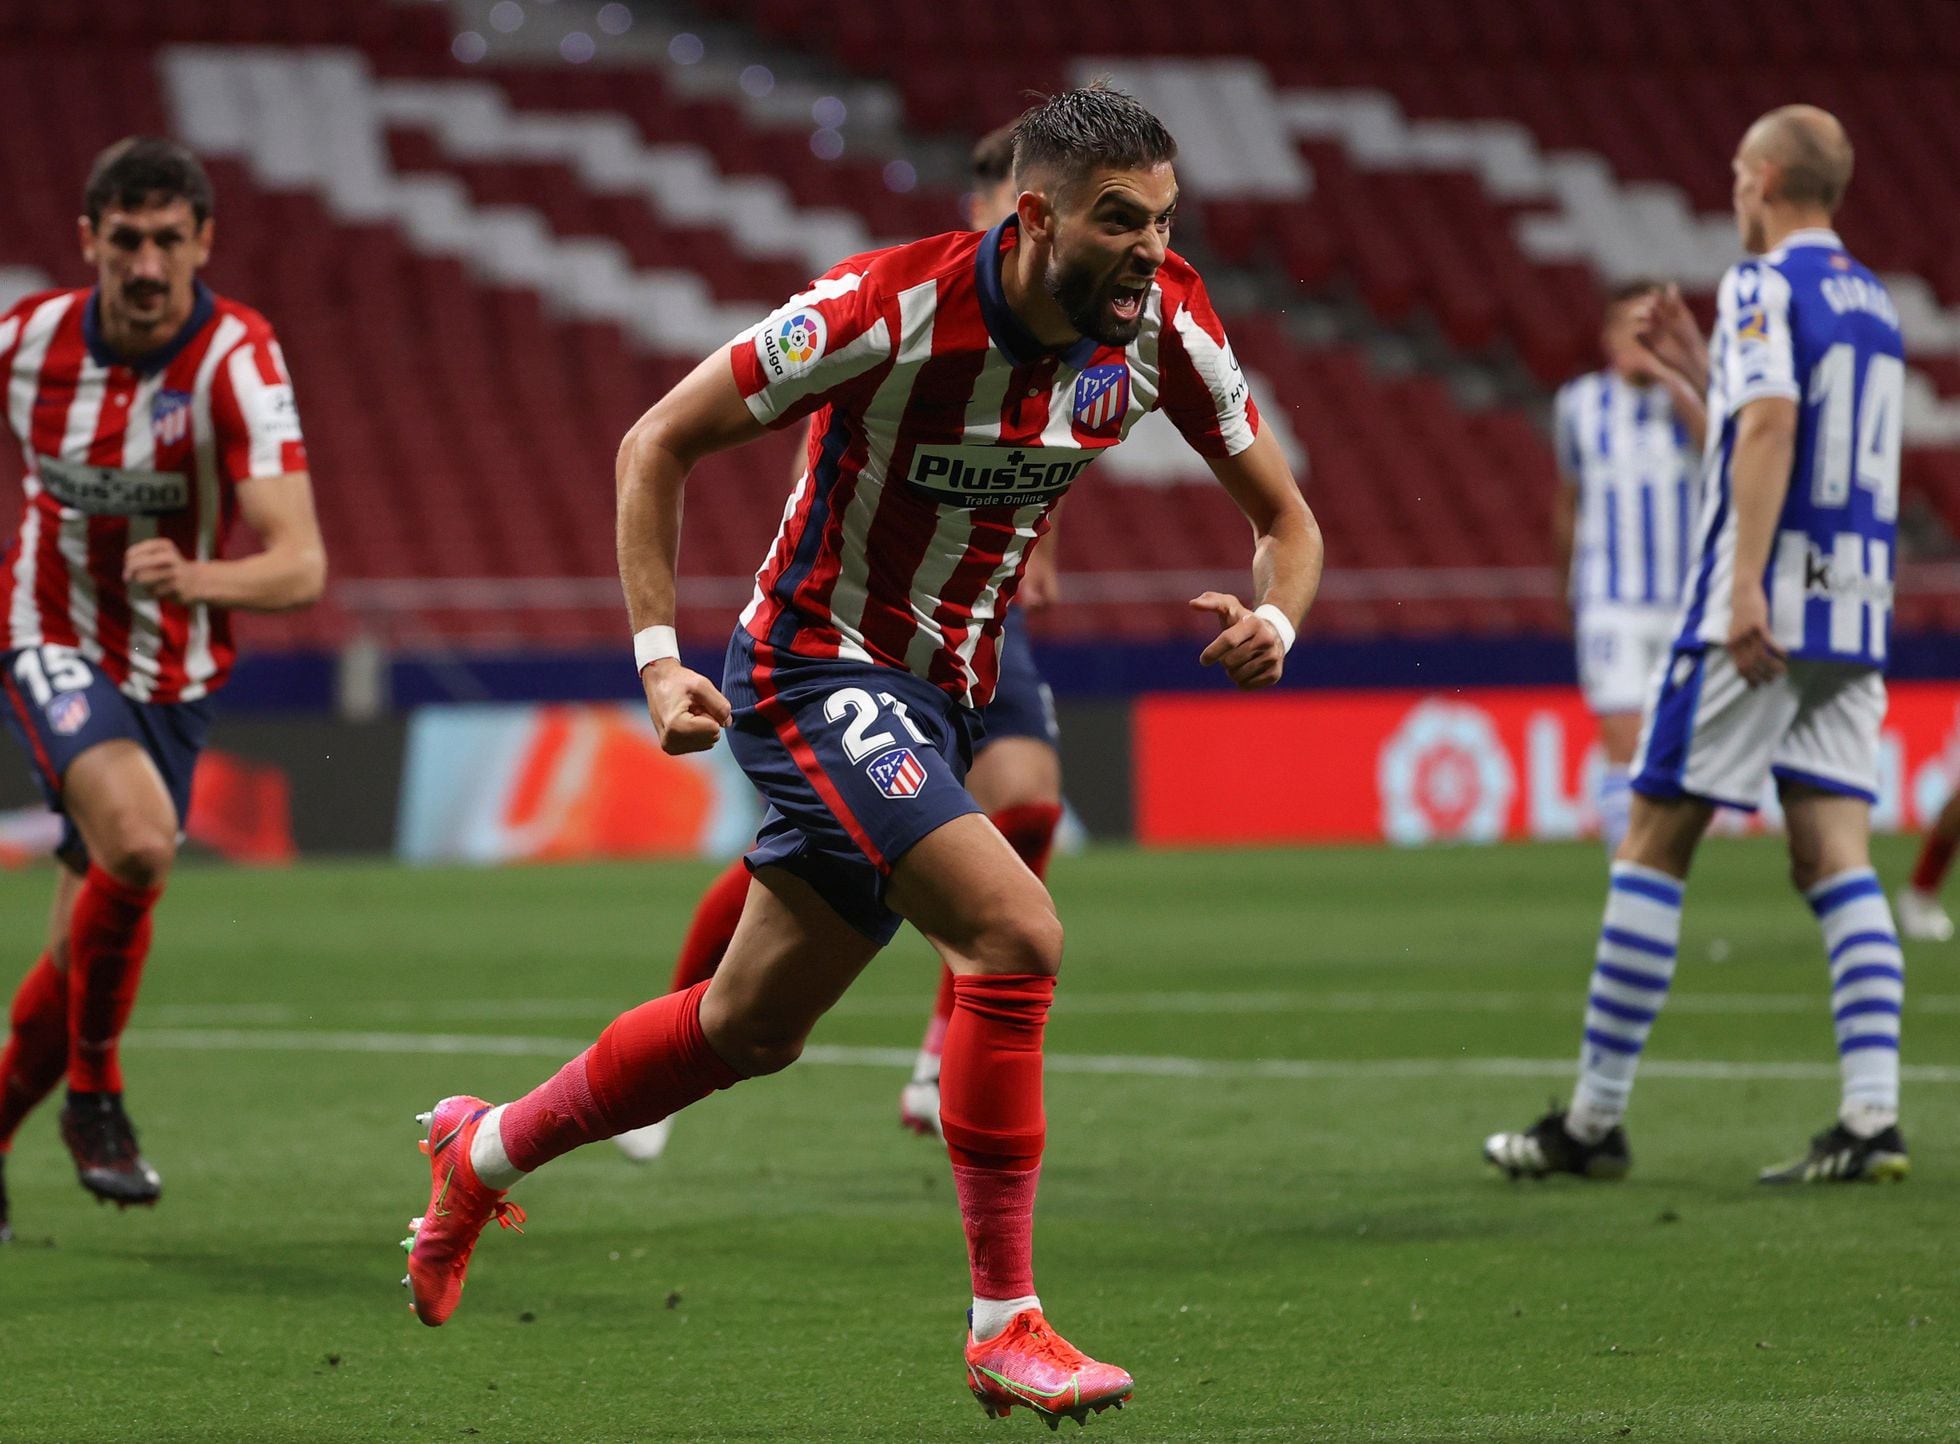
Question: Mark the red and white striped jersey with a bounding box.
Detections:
[728,216,1260,708]
[0,283,307,704]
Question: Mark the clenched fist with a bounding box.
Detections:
[642,659,734,754]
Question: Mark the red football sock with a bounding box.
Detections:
[67,866,161,1094]
[991,802,1063,882]
[669,860,752,993]
[1912,831,1958,893]
[0,954,68,1151]
[940,973,1054,1300]
[499,980,741,1173]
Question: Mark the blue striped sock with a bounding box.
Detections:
[1807,868,1903,1128]
[1568,861,1685,1140]
[1596,767,1633,855]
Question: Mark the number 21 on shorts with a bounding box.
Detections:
[824,686,929,763]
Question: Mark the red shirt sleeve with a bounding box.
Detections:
[210,329,308,484]
[727,257,897,430]
[1156,267,1261,459]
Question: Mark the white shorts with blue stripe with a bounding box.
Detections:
[1631,647,1886,811]
[1576,603,1678,716]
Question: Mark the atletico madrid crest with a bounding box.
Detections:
[866,746,927,799]
[45,692,91,737]
[152,389,193,449]
[1071,364,1130,440]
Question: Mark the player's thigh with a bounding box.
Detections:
[1620,790,1716,876]
[967,736,1061,813]
[1780,787,1872,891]
[1595,711,1644,766]
[62,739,179,879]
[699,864,883,1068]
[1774,665,1885,889]
[885,811,1061,978]
[0,645,183,878]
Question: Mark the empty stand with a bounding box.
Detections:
[0,0,1953,652]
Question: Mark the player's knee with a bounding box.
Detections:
[974,906,1064,978]
[700,994,814,1078]
[716,1025,808,1078]
[95,825,176,889]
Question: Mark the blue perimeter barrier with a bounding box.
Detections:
[222,632,1959,713]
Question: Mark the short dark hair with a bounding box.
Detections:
[83,137,215,227]
[1010,82,1176,201]
[970,125,1017,188]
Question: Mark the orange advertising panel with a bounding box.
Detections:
[1136,684,1960,847]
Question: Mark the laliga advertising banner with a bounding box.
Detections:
[1134,684,1960,847]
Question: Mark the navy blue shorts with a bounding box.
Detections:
[724,629,985,944]
[977,609,1059,749]
[0,646,211,873]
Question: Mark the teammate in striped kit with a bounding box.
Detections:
[401,86,1322,1424]
[612,124,1065,1165]
[1486,105,1911,1186]
[1554,281,1705,853]
[0,139,326,1240]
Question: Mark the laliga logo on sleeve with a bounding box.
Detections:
[759,309,828,380]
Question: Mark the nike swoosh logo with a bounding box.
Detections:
[973,1365,1077,1406]
[432,1165,455,1218]
[429,1122,466,1157]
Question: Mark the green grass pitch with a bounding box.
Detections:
[0,837,1952,1442]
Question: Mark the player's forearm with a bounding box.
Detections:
[1250,499,1323,628]
[615,419,689,630]
[1727,408,1797,592]
[1655,370,1709,452]
[191,543,326,612]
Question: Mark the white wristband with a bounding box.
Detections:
[633,625,680,673]
[1253,604,1297,654]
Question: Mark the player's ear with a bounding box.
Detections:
[77,215,97,265]
[1016,189,1055,246]
[193,216,215,267]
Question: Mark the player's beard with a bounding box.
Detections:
[1044,251,1145,347]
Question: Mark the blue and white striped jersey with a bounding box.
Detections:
[1678,230,1905,667]
[1555,372,1701,611]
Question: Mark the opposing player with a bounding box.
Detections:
[1896,790,1959,941]
[0,139,326,1241]
[613,123,1064,1163]
[1484,105,1910,1185]
[1554,281,1705,853]
[400,84,1321,1424]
